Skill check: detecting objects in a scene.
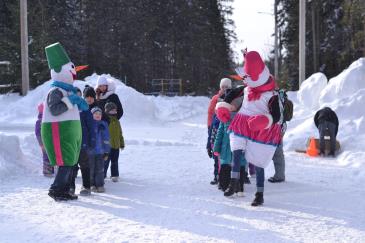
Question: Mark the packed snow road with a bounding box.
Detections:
[0,119,364,242]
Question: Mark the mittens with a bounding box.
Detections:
[247,115,272,131]
[216,107,231,123]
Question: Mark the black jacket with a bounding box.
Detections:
[98,93,123,123]
[314,107,339,135]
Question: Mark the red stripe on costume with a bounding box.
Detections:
[51,122,64,166]
[229,113,281,145]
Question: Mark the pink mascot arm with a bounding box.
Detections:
[247,114,273,131]
[215,102,234,123]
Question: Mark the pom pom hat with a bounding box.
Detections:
[242,51,270,88]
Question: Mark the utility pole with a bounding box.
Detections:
[311,0,317,72]
[299,0,306,87]
[274,0,279,80]
[20,0,29,96]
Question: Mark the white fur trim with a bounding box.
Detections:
[264,114,273,129]
[61,96,74,110]
[245,66,270,88]
[215,102,234,111]
[220,78,232,89]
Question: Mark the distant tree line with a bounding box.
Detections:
[0,0,235,95]
[268,0,365,90]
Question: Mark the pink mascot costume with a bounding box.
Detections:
[216,50,281,206]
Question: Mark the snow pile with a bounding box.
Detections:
[285,58,365,168]
[0,74,209,124]
[0,133,38,179]
[297,72,328,110]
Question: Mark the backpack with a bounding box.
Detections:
[276,89,294,124]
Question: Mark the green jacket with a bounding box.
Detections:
[213,118,246,166]
[108,116,125,149]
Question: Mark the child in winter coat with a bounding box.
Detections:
[69,88,96,196]
[90,107,110,193]
[35,103,54,177]
[104,102,125,182]
[213,94,246,195]
[206,114,221,185]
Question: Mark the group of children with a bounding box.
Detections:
[35,81,125,196]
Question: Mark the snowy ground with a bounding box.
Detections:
[1,116,365,242]
[1,59,365,242]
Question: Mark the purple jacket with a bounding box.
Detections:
[35,112,43,146]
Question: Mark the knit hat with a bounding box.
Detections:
[91,106,102,114]
[220,78,232,89]
[105,102,118,115]
[242,51,270,88]
[45,42,71,73]
[96,75,108,87]
[83,85,96,99]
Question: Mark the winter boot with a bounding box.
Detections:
[79,187,91,196]
[96,186,105,193]
[251,192,264,206]
[210,176,218,185]
[224,178,239,197]
[62,192,78,200]
[111,176,119,182]
[48,190,68,201]
[219,164,231,191]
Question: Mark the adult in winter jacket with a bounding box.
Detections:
[314,107,339,156]
[69,88,96,196]
[95,75,123,123]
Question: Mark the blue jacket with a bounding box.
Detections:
[93,120,110,155]
[206,114,220,149]
[213,114,247,166]
[80,110,96,150]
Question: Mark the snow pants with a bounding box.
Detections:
[104,148,119,178]
[70,148,91,190]
[318,121,337,154]
[272,143,285,180]
[90,154,104,187]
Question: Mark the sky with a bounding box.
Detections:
[231,1,275,63]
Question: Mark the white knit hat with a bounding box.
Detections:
[220,78,232,89]
[96,75,108,87]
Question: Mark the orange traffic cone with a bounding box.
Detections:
[306,137,319,157]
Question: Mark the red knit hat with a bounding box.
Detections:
[243,51,270,88]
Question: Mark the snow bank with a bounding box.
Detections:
[0,74,209,124]
[0,133,38,179]
[319,58,365,105]
[285,58,365,169]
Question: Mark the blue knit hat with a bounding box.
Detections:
[91,106,102,114]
